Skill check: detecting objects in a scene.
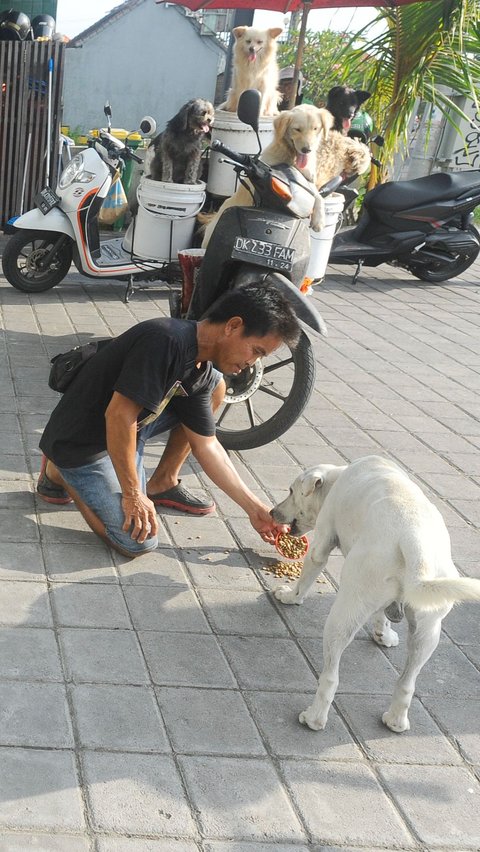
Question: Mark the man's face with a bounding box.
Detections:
[279,78,294,102]
[215,318,283,376]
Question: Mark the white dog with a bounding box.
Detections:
[271,455,480,733]
[219,26,282,116]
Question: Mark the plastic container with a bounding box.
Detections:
[207,110,274,197]
[305,193,345,281]
[122,177,206,262]
[275,531,309,560]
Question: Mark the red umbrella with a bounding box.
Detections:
[160,0,434,106]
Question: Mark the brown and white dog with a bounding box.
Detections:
[147,98,214,184]
[219,26,283,116]
[201,104,333,247]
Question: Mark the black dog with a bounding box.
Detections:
[326,86,371,134]
[148,98,214,184]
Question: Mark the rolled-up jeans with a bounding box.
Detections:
[56,371,222,555]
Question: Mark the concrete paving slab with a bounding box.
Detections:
[179,755,306,841]
[1,236,480,848]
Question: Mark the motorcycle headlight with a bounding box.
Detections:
[58,153,85,189]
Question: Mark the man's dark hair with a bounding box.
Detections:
[206,284,301,348]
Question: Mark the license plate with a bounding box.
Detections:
[35,186,60,215]
[232,236,295,272]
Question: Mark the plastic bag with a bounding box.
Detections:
[98,176,128,225]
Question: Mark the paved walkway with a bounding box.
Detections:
[0,235,480,852]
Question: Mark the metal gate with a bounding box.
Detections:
[0,40,65,228]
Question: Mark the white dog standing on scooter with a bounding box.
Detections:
[271,455,480,733]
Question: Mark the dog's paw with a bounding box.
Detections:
[310,214,325,233]
[274,586,301,605]
[299,706,326,731]
[373,627,399,648]
[382,709,410,733]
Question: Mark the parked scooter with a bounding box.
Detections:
[330,156,480,284]
[1,104,170,301]
[174,89,340,451]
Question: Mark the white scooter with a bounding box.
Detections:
[1,104,185,302]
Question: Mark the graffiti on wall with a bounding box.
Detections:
[452,100,480,169]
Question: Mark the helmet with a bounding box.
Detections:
[32,14,55,40]
[0,10,32,41]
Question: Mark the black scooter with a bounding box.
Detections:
[172,89,341,452]
[330,166,480,285]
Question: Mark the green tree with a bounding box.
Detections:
[278,29,364,106]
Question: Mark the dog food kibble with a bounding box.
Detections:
[264,560,303,580]
[275,532,308,560]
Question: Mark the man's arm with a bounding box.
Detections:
[183,426,286,543]
[105,392,158,543]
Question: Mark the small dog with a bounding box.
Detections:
[201,104,332,247]
[326,85,371,133]
[271,455,480,733]
[148,99,214,184]
[219,26,283,116]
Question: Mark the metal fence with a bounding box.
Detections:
[0,40,65,228]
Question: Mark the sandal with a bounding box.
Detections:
[37,455,73,505]
[148,479,215,515]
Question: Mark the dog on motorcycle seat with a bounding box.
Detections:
[200,104,333,248]
[314,85,372,191]
[147,98,214,184]
[325,85,371,134]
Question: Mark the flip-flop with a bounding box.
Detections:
[37,455,73,505]
[148,480,215,515]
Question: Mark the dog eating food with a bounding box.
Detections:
[271,455,480,733]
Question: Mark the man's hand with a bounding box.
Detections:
[121,491,159,543]
[248,503,288,544]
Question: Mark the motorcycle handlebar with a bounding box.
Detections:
[211,139,251,167]
[318,175,344,197]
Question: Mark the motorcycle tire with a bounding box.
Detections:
[407,225,480,283]
[2,230,73,293]
[216,329,316,451]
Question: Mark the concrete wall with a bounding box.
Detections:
[62,1,224,135]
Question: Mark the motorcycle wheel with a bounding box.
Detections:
[216,330,315,451]
[2,231,73,293]
[407,225,480,283]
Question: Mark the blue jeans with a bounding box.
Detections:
[57,373,222,556]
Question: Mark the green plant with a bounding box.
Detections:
[337,0,480,175]
[278,29,364,106]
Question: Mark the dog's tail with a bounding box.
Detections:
[403,576,480,612]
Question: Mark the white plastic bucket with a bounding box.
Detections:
[122,178,206,261]
[207,110,274,197]
[305,193,345,281]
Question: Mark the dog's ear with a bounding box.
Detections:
[302,470,325,497]
[178,101,195,132]
[232,26,247,40]
[355,90,371,106]
[268,27,283,39]
[273,110,293,139]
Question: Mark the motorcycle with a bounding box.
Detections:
[174,89,341,452]
[1,104,175,301]
[329,152,480,285]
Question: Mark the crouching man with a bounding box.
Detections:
[37,285,297,558]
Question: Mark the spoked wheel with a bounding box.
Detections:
[407,225,480,283]
[2,230,73,292]
[216,330,316,451]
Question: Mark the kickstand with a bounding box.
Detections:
[351,258,364,285]
[124,275,135,303]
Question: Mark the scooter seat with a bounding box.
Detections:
[365,170,480,212]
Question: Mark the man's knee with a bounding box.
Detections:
[106,530,159,558]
